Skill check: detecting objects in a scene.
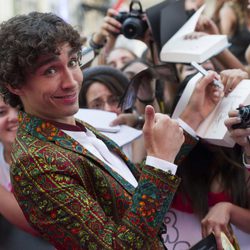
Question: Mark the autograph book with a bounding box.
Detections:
[172,74,250,147]
[160,5,230,63]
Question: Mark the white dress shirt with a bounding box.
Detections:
[63,128,177,188]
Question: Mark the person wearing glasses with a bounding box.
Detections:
[79,65,128,115]
[79,65,146,163]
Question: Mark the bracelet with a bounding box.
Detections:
[244,152,250,160]
[242,152,250,169]
[89,33,106,54]
[137,96,155,105]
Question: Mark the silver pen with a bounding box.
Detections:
[191,61,224,89]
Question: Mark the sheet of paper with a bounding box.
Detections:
[172,73,202,119]
[75,109,120,133]
[103,126,142,147]
[75,108,142,146]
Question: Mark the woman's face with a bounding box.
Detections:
[85,82,122,115]
[0,97,18,146]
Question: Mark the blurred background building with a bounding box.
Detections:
[0,0,215,36]
[0,0,129,36]
[0,0,215,58]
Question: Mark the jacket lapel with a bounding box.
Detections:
[18,112,137,194]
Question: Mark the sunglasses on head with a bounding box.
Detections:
[119,63,179,111]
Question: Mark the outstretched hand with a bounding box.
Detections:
[224,109,250,155]
[110,113,139,127]
[195,15,220,35]
[143,105,184,163]
[91,8,121,47]
[201,202,234,250]
[220,69,249,96]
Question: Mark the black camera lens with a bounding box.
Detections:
[122,18,146,39]
[232,105,250,129]
[114,0,148,39]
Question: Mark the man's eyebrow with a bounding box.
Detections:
[32,55,58,73]
[31,48,79,73]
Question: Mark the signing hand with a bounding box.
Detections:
[180,72,224,131]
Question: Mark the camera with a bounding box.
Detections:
[232,105,250,129]
[115,0,148,39]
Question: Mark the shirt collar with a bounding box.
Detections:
[49,120,86,132]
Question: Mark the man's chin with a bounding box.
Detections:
[64,106,80,116]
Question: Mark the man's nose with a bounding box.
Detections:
[61,69,78,89]
[8,109,18,122]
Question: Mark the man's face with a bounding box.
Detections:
[16,43,83,124]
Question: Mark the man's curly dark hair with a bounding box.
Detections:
[0,12,82,108]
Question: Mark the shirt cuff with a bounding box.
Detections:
[177,118,198,139]
[242,152,250,169]
[146,156,177,175]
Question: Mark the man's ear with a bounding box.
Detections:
[6,85,24,96]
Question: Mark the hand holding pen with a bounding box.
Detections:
[191,61,224,90]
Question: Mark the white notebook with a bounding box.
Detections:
[160,4,230,63]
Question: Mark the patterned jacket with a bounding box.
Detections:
[10,111,196,250]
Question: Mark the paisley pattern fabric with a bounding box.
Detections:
[10,111,195,250]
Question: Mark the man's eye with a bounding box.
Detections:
[44,68,56,75]
[69,58,78,67]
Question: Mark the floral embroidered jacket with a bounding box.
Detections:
[10,111,197,250]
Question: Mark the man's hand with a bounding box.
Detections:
[143,105,184,163]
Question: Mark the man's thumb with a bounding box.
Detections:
[144,105,155,129]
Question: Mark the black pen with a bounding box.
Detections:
[191,61,224,89]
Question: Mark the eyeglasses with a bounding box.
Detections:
[119,63,179,111]
[88,95,121,110]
